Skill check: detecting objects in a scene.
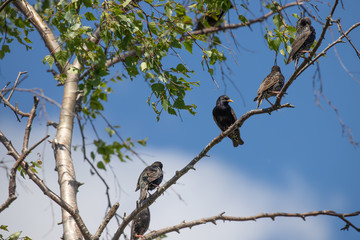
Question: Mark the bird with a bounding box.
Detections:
[194,3,233,30]
[253,65,285,108]
[135,161,163,201]
[286,17,316,68]
[130,200,150,240]
[212,95,244,147]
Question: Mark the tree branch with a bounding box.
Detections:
[144,210,360,239]
[81,0,304,81]
[93,202,120,240]
[111,102,295,240]
[12,0,64,72]
[185,0,304,38]
[275,0,341,105]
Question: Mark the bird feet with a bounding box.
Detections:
[135,234,146,239]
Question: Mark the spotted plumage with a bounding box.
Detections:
[131,201,150,240]
[287,17,316,68]
[213,95,244,147]
[254,65,285,108]
[136,162,163,201]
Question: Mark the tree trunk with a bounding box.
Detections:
[54,58,82,240]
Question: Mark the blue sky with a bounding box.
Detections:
[0,0,360,239]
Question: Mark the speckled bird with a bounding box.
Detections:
[131,202,150,240]
[213,95,244,147]
[253,65,285,108]
[136,161,163,201]
[287,17,316,68]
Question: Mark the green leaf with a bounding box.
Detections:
[140,62,147,72]
[165,5,173,18]
[238,15,248,24]
[148,22,158,35]
[122,0,132,7]
[8,231,21,240]
[292,13,299,19]
[183,40,193,54]
[273,15,282,29]
[82,0,93,7]
[105,127,115,137]
[0,225,8,231]
[173,98,185,109]
[161,98,170,111]
[43,55,54,68]
[279,48,285,56]
[151,83,165,96]
[84,12,97,21]
[137,10,144,19]
[97,161,106,170]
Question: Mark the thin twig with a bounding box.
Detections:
[7,71,28,102]
[22,96,39,153]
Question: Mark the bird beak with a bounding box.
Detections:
[227,99,234,103]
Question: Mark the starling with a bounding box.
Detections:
[253,65,285,108]
[136,161,163,201]
[194,3,233,30]
[131,201,150,240]
[212,95,244,147]
[286,17,316,68]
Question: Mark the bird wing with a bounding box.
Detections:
[256,73,276,96]
[287,29,312,63]
[145,166,161,183]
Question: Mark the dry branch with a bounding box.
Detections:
[111,102,295,240]
[144,210,360,239]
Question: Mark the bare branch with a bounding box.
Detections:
[7,71,27,102]
[93,202,120,240]
[111,102,295,240]
[22,96,39,153]
[0,92,31,118]
[275,0,342,105]
[144,210,360,239]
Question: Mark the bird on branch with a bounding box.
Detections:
[213,95,244,147]
[254,65,285,108]
[287,17,316,68]
[136,161,163,201]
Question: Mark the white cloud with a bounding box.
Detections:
[0,130,332,240]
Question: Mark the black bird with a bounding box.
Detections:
[131,201,150,240]
[286,17,316,68]
[195,3,233,30]
[213,95,244,147]
[136,161,163,201]
[253,65,285,108]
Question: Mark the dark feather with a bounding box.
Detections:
[213,95,244,147]
[131,200,150,240]
[136,162,163,201]
[287,17,316,67]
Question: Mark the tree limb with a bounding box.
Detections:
[93,202,120,240]
[144,210,360,239]
[111,102,295,240]
[275,0,341,105]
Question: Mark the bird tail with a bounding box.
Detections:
[256,98,262,109]
[230,131,244,147]
[139,182,148,201]
[254,96,262,109]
